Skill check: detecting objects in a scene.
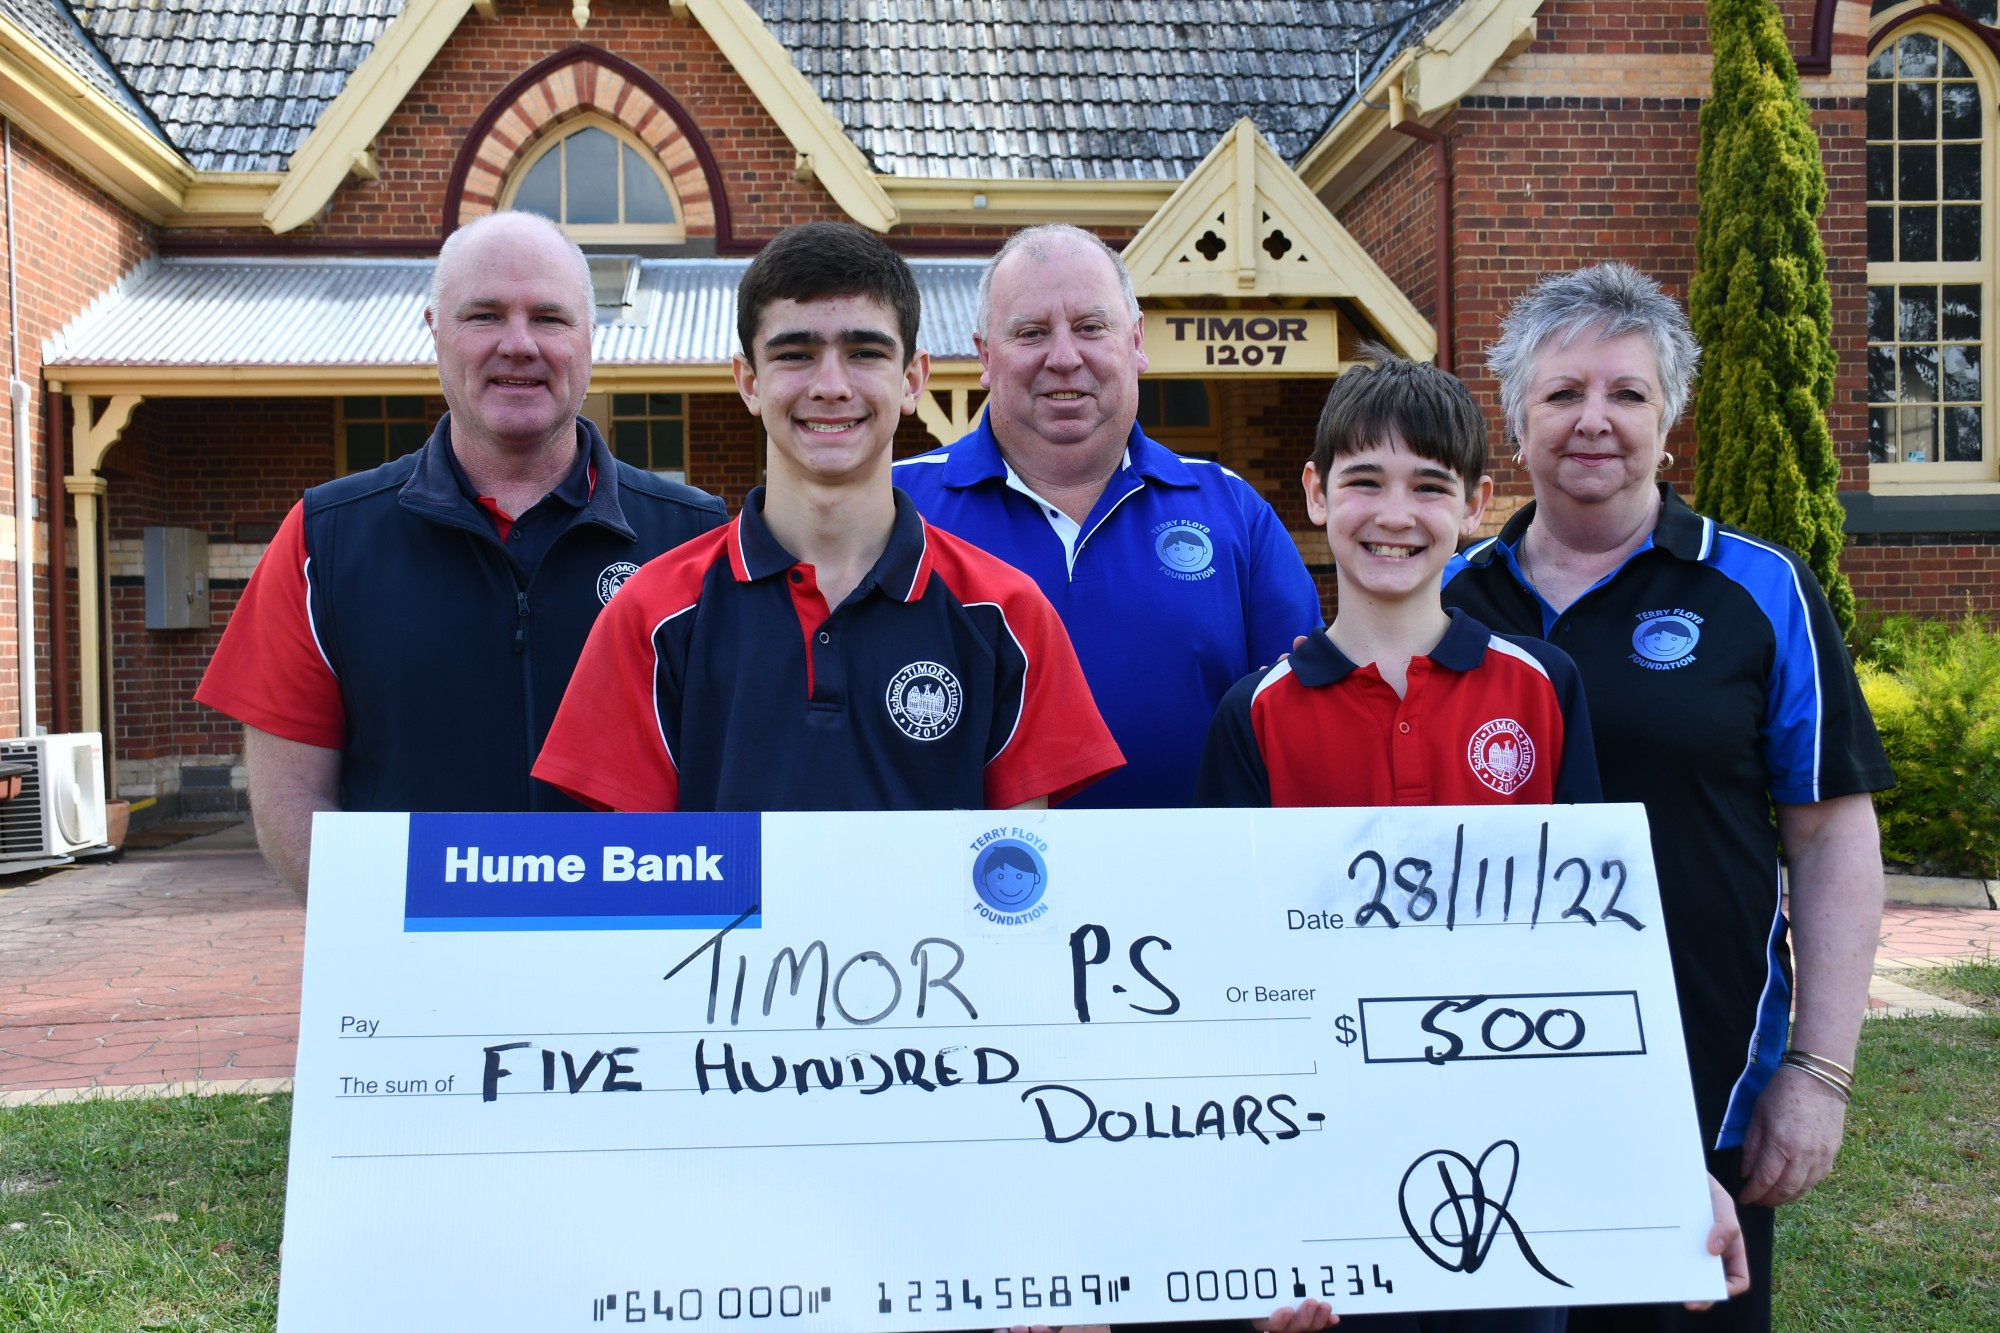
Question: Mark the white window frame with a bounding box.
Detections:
[1868,13,2000,493]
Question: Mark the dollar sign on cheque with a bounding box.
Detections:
[1333,1014,1358,1046]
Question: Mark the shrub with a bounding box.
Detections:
[1857,613,2000,877]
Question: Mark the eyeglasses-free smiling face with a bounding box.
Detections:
[1304,435,1488,609]
[732,293,928,490]
[1519,329,1670,510]
[427,216,593,459]
[976,242,1147,461]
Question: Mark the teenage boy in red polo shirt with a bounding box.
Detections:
[533,222,1121,813]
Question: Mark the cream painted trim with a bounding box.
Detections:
[66,393,140,742]
[914,373,986,445]
[686,0,896,231]
[883,177,1176,227]
[1295,0,1543,195]
[0,14,191,220]
[265,0,477,233]
[1121,119,1434,360]
[0,15,286,224]
[179,174,287,221]
[43,359,985,399]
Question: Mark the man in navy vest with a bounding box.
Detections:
[894,225,1323,807]
[197,212,725,893]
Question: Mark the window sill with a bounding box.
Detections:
[1840,488,2000,535]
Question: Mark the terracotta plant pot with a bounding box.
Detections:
[105,799,131,850]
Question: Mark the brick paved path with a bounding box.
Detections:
[1,820,1993,1104]
[0,821,300,1104]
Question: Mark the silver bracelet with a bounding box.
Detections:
[1780,1053,1853,1101]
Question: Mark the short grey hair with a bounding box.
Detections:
[1486,262,1700,442]
[975,223,1141,340]
[428,210,595,328]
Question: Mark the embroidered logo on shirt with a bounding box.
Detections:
[886,661,963,741]
[1468,718,1536,795]
[596,561,642,605]
[1153,519,1216,580]
[970,833,1050,923]
[1629,610,1702,670]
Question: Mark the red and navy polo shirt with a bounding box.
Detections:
[1195,609,1601,807]
[533,487,1124,812]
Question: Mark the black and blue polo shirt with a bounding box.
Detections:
[534,487,1123,812]
[1442,486,1892,1150]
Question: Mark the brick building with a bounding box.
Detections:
[0,0,1986,811]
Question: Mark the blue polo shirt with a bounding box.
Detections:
[534,487,1123,813]
[894,416,1323,807]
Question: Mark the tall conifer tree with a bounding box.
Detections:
[1691,0,1856,633]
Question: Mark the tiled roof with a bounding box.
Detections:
[70,0,404,172]
[750,0,1446,180]
[0,0,159,130]
[43,256,987,367]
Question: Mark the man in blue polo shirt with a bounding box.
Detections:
[894,224,1323,807]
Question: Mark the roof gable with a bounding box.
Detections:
[1122,118,1432,358]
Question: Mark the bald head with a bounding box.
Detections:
[429,211,594,330]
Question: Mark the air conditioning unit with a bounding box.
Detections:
[0,732,110,859]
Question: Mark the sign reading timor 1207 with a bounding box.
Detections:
[1144,309,1339,375]
[278,806,1725,1332]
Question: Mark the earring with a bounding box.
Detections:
[1511,450,1525,468]
[1658,451,1675,470]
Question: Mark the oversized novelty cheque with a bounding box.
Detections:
[276,805,1724,1331]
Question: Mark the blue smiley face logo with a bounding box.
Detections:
[1155,524,1214,574]
[1631,615,1700,664]
[973,840,1048,914]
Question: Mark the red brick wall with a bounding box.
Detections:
[0,124,155,738]
[1333,0,1943,618]
[105,399,334,767]
[1845,539,2000,617]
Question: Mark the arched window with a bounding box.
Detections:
[502,118,685,244]
[1867,21,1997,484]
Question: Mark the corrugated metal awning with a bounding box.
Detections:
[44,256,987,394]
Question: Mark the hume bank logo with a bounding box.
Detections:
[403,812,761,932]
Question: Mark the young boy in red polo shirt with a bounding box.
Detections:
[1196,350,1752,1329]
[1196,346,1598,811]
[532,222,1122,813]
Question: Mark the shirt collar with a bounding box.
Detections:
[1462,482,1707,570]
[729,485,935,603]
[403,414,630,537]
[940,409,1202,490]
[1287,608,1490,688]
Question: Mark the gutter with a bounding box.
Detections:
[4,119,32,733]
[1388,84,1454,373]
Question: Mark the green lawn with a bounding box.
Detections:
[4,1004,1996,1330]
[0,1093,285,1331]
[1768,961,2000,1331]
